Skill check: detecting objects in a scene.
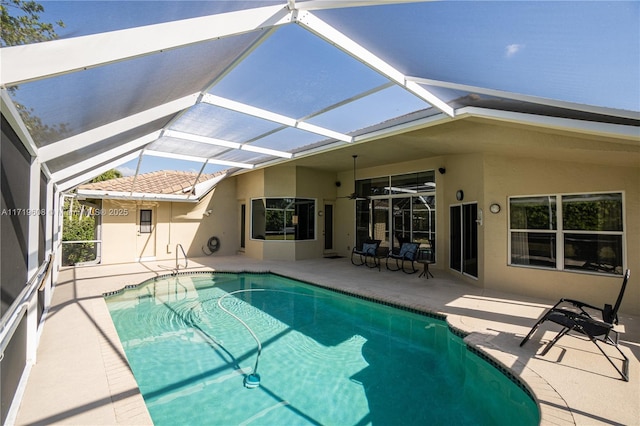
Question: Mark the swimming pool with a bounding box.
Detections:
[105,272,539,425]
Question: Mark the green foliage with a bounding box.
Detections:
[510,197,557,230]
[90,169,123,183]
[2,0,70,144]
[1,0,64,47]
[563,199,622,232]
[62,198,97,265]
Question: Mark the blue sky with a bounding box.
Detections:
[26,1,640,176]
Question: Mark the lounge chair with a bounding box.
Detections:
[351,239,381,267]
[386,242,420,273]
[520,269,630,381]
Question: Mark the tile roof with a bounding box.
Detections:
[79,171,222,195]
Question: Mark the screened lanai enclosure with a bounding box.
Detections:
[1,1,639,424]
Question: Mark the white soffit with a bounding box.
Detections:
[458,107,640,142]
[408,76,640,121]
[74,190,201,203]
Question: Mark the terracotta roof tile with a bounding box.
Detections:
[79,170,222,195]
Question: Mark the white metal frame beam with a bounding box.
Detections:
[294,10,455,117]
[408,76,640,121]
[1,89,39,157]
[292,0,435,11]
[38,93,199,162]
[163,130,293,158]
[457,106,640,142]
[1,5,293,86]
[49,131,161,183]
[143,149,255,169]
[56,151,141,192]
[201,94,353,142]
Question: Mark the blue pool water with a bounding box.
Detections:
[105,272,539,425]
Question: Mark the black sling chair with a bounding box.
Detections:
[520,269,630,381]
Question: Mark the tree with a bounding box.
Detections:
[90,169,123,183]
[62,197,97,265]
[2,0,69,144]
[1,0,64,47]
[61,170,123,265]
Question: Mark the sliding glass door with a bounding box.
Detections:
[450,203,478,278]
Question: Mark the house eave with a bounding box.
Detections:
[75,190,202,203]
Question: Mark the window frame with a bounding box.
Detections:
[508,191,625,276]
[250,197,316,242]
[355,169,436,257]
[139,209,152,234]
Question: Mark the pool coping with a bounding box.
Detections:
[17,257,638,425]
[105,268,571,425]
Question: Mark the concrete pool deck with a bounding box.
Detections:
[12,256,639,425]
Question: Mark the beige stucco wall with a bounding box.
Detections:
[331,151,638,314]
[96,122,639,313]
[481,154,639,314]
[99,179,238,264]
[236,165,337,261]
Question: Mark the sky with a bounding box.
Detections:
[16,1,640,177]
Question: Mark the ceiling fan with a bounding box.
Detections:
[341,155,368,200]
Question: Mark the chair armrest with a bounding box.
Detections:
[560,298,602,311]
[557,298,603,317]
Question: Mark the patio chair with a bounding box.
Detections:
[520,269,630,381]
[351,239,381,267]
[386,242,420,273]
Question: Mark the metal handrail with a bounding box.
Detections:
[176,243,188,270]
[0,254,53,360]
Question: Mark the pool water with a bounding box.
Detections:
[105,273,539,425]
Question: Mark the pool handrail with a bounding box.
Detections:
[176,243,188,271]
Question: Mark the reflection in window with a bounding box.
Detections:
[509,192,624,275]
[140,209,152,234]
[356,170,436,258]
[357,170,435,198]
[251,198,315,241]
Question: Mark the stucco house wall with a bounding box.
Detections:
[236,165,337,261]
[95,121,638,313]
[99,179,238,264]
[329,141,638,314]
[481,154,638,314]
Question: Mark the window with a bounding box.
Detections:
[509,193,624,275]
[356,170,436,255]
[251,198,315,241]
[139,209,152,234]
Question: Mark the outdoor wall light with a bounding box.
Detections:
[489,203,501,214]
[438,167,446,175]
[318,211,324,216]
